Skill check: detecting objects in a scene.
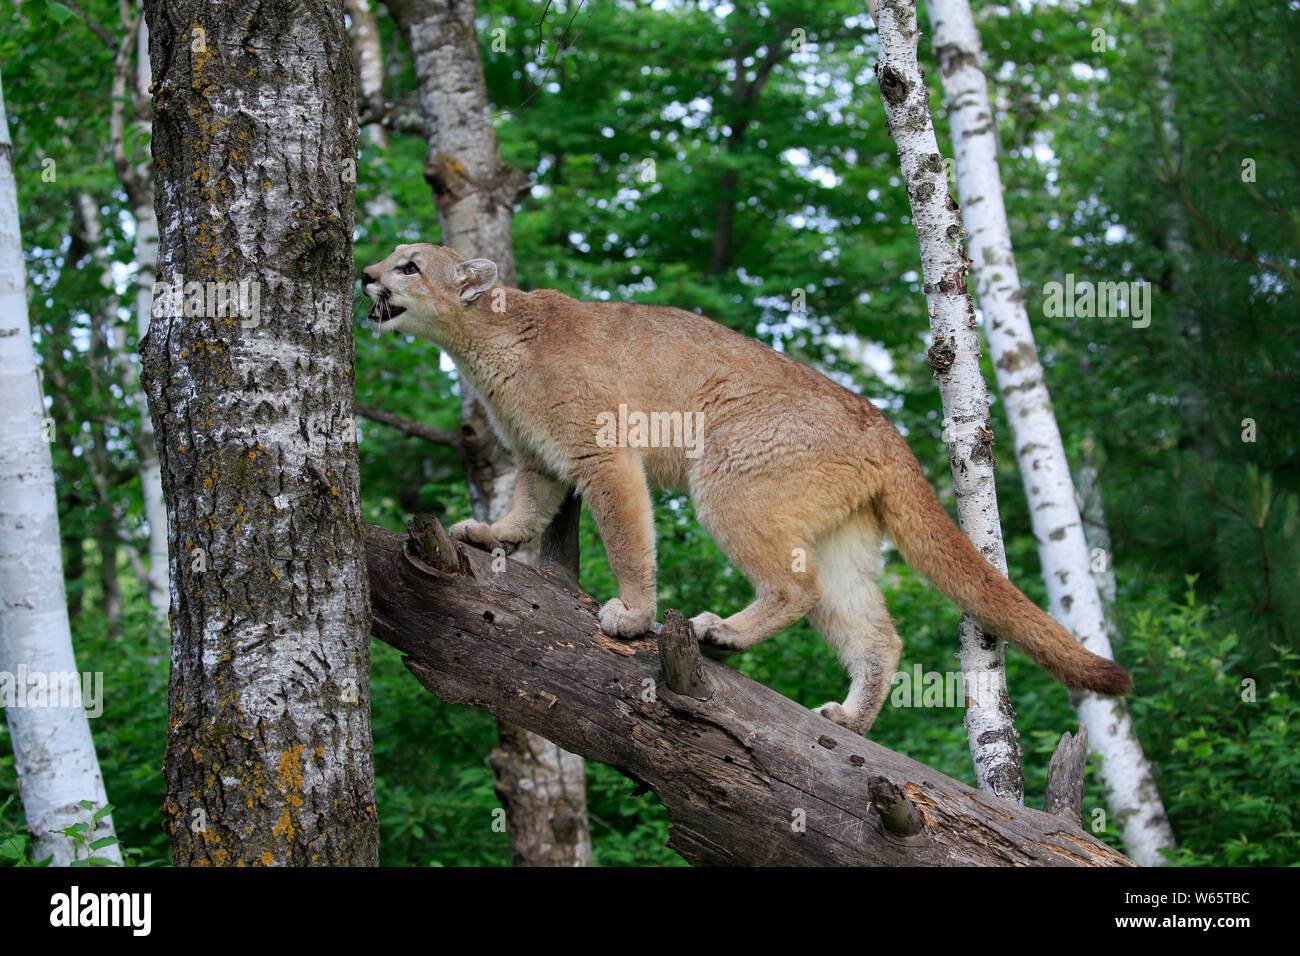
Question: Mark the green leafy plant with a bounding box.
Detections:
[49,800,120,867]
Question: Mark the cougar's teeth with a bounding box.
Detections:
[367,297,404,324]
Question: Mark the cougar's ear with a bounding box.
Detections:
[454,258,498,303]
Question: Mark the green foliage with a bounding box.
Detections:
[0,795,44,867]
[1124,579,1300,866]
[52,801,121,867]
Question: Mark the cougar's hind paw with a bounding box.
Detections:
[690,611,738,649]
[815,701,854,730]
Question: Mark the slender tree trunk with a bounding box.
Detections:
[0,72,122,866]
[143,0,378,865]
[929,0,1176,864]
[130,198,168,615]
[72,192,128,638]
[96,529,124,635]
[384,0,591,866]
[346,0,389,150]
[707,25,793,276]
[870,0,1024,802]
[111,7,168,616]
[63,491,87,620]
[1076,453,1176,863]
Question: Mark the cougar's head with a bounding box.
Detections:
[360,243,498,347]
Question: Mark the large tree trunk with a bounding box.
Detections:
[929,0,1176,865]
[0,72,122,867]
[384,0,591,866]
[869,0,1023,801]
[366,520,1133,867]
[142,0,378,865]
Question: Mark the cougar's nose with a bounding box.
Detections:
[361,270,376,287]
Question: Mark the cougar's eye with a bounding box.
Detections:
[400,262,419,275]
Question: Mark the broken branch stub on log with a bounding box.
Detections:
[1044,724,1090,826]
[365,519,1133,867]
[657,609,713,700]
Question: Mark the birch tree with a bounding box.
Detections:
[69,194,129,637]
[868,0,1024,801]
[382,0,592,866]
[345,0,389,150]
[142,0,377,865]
[0,71,122,867]
[928,0,1176,863]
[63,0,172,616]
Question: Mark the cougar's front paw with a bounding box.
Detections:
[447,519,502,552]
[690,611,737,649]
[598,598,655,638]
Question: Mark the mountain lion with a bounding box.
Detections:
[361,243,1130,734]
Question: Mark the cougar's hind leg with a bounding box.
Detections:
[807,515,902,736]
[688,493,822,652]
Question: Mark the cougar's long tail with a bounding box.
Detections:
[878,459,1130,696]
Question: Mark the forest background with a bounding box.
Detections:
[1,0,1296,866]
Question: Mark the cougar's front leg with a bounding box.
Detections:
[578,452,657,638]
[448,466,567,553]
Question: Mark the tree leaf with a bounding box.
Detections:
[45,2,75,25]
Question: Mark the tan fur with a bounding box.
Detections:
[361,243,1131,735]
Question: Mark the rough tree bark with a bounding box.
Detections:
[929,0,1176,865]
[366,520,1133,867]
[382,0,591,866]
[869,0,1023,801]
[142,0,377,865]
[0,71,122,866]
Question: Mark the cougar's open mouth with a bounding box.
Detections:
[368,292,406,324]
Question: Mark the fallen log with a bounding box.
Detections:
[365,519,1134,867]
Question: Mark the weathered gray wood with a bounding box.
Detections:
[869,776,924,837]
[1045,724,1090,825]
[657,610,713,701]
[408,516,464,574]
[365,521,1134,867]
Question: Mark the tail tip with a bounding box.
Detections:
[1078,658,1132,696]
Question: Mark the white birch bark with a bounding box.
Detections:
[0,72,122,867]
[870,0,1023,801]
[929,0,1176,863]
[346,0,389,150]
[131,201,168,615]
[110,8,167,616]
